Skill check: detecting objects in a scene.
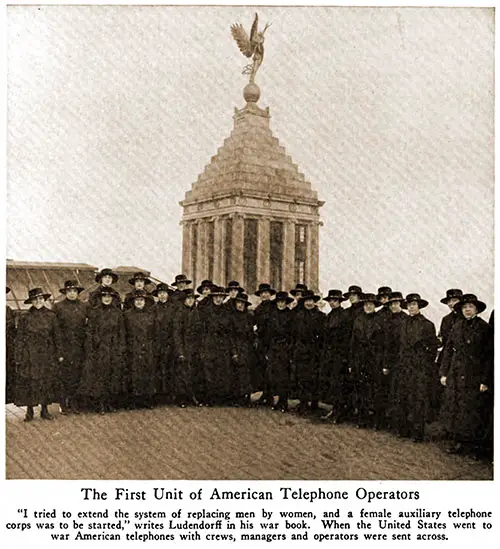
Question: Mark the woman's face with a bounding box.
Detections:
[66,289,79,301]
[134,297,146,310]
[213,295,224,306]
[304,298,315,310]
[407,301,420,316]
[134,279,145,290]
[447,297,460,311]
[102,294,113,305]
[185,296,195,308]
[229,288,239,299]
[328,299,341,309]
[33,296,45,309]
[201,286,211,297]
[389,300,402,313]
[158,291,169,303]
[462,303,478,320]
[276,300,287,310]
[101,275,113,287]
[235,300,246,312]
[364,302,376,314]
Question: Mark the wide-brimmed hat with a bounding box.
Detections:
[99,287,119,297]
[440,288,463,305]
[275,291,294,304]
[210,285,227,297]
[324,289,347,302]
[377,286,392,299]
[234,292,252,307]
[197,279,214,293]
[172,274,192,286]
[255,283,276,296]
[24,288,51,304]
[95,268,119,283]
[152,283,174,297]
[299,289,321,303]
[387,291,404,303]
[130,289,154,302]
[403,293,429,309]
[182,288,198,299]
[128,272,152,286]
[60,280,85,294]
[454,293,486,314]
[343,285,363,298]
[360,293,381,306]
[290,283,308,297]
[225,280,244,293]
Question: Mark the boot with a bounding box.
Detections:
[24,406,34,422]
[59,397,70,415]
[40,404,54,420]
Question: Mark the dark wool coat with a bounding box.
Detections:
[343,302,365,350]
[124,307,157,397]
[14,306,62,406]
[79,303,126,399]
[253,299,275,389]
[169,289,190,313]
[6,305,16,404]
[88,286,121,309]
[154,300,175,394]
[437,311,461,365]
[122,291,155,311]
[383,311,408,413]
[320,307,349,403]
[264,305,293,394]
[197,297,212,312]
[52,299,89,396]
[398,313,439,432]
[172,304,201,398]
[349,312,385,413]
[199,301,234,399]
[440,316,493,442]
[291,305,325,398]
[230,306,255,396]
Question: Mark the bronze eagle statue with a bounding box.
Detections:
[231,13,271,84]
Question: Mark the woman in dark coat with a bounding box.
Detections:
[265,291,294,412]
[153,283,175,404]
[229,293,255,406]
[52,280,89,414]
[172,289,200,407]
[199,286,235,405]
[440,295,493,456]
[79,287,126,413]
[398,293,439,442]
[320,290,349,423]
[14,288,63,421]
[88,268,121,309]
[124,290,157,408]
[349,293,385,428]
[291,290,325,414]
[6,287,16,404]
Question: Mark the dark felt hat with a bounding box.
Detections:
[225,280,244,293]
[275,291,294,304]
[182,288,198,299]
[234,292,252,307]
[24,288,51,304]
[255,283,276,296]
[324,289,347,302]
[152,283,174,297]
[60,280,85,294]
[129,272,152,286]
[377,286,392,299]
[343,285,363,298]
[210,285,227,297]
[172,274,192,286]
[197,279,214,293]
[130,289,154,303]
[95,268,119,284]
[99,286,119,297]
[299,289,321,303]
[403,293,429,309]
[360,293,381,307]
[290,283,308,296]
[454,294,486,314]
[387,291,404,303]
[440,288,463,305]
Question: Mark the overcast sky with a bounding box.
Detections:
[7,6,494,325]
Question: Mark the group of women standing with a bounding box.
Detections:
[5,270,493,461]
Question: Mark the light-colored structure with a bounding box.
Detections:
[180,84,323,293]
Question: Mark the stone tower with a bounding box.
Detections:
[180,83,323,294]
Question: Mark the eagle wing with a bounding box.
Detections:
[231,23,253,57]
[249,13,259,46]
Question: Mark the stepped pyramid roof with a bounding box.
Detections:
[182,101,321,207]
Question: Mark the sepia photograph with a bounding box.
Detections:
[4,4,494,482]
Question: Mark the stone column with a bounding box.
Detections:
[256,217,270,284]
[305,222,313,290]
[231,213,245,283]
[195,220,208,288]
[181,220,192,279]
[282,219,296,290]
[213,216,225,285]
[309,221,320,292]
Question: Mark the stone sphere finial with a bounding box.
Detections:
[243,82,260,103]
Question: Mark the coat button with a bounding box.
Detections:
[466,339,471,344]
